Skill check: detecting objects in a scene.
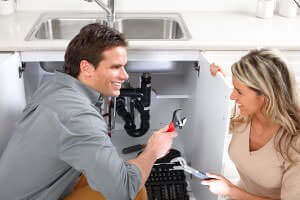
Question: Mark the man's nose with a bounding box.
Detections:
[120,67,129,80]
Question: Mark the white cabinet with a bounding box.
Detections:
[0,52,26,156]
[5,49,298,199]
[20,50,232,200]
[180,53,232,200]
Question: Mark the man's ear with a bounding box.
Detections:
[79,60,94,78]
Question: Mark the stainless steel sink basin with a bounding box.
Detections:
[25,12,191,41]
[116,18,184,40]
[34,18,98,40]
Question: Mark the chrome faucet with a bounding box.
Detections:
[83,0,115,28]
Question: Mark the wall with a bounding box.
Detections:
[17,0,257,13]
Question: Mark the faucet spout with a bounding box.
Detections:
[83,0,115,28]
[94,0,112,15]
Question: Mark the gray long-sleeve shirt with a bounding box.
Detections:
[0,71,141,200]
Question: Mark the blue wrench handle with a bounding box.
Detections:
[193,171,213,180]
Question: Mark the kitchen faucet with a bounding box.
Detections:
[83,0,115,28]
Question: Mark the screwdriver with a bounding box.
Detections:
[122,144,146,154]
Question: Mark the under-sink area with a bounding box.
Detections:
[25,12,191,41]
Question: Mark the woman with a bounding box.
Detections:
[204,49,300,200]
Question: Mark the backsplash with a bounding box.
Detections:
[16,0,257,13]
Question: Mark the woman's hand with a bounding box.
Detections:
[202,173,278,200]
[210,63,225,77]
[201,173,235,197]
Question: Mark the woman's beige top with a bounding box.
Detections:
[228,122,300,200]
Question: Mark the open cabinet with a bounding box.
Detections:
[108,55,232,200]
[180,54,232,199]
[19,50,232,200]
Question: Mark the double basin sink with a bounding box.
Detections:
[25,12,191,41]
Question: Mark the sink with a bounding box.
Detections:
[34,18,99,40]
[25,12,191,41]
[116,18,184,40]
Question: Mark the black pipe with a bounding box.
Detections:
[131,98,150,136]
[116,97,136,131]
[115,73,151,137]
[115,97,150,137]
[120,88,143,98]
[140,73,151,107]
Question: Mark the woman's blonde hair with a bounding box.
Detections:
[230,48,300,163]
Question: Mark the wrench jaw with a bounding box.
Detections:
[170,157,210,180]
[170,157,188,171]
[170,157,198,178]
[175,117,187,129]
[171,109,187,130]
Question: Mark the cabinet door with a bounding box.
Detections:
[181,53,232,200]
[203,51,245,184]
[0,53,26,156]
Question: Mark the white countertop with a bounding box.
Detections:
[0,11,300,51]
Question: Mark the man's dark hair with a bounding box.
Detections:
[64,23,127,78]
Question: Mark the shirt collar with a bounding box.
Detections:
[55,71,101,105]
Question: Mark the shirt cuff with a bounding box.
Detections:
[125,162,142,196]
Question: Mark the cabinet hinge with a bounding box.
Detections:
[18,62,25,79]
[193,61,200,77]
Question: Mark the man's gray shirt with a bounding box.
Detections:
[0,71,142,200]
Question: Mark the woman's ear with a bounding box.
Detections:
[261,95,270,113]
[79,60,94,78]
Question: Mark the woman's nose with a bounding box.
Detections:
[230,91,236,100]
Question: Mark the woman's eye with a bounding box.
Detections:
[235,88,241,95]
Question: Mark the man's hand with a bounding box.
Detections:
[127,126,177,189]
[144,125,178,159]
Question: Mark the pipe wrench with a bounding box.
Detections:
[122,109,186,154]
[166,108,187,132]
[170,157,212,180]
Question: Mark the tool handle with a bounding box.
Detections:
[122,144,145,154]
[167,122,175,132]
[193,171,213,180]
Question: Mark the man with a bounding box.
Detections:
[0,24,177,200]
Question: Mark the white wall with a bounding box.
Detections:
[17,0,257,13]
